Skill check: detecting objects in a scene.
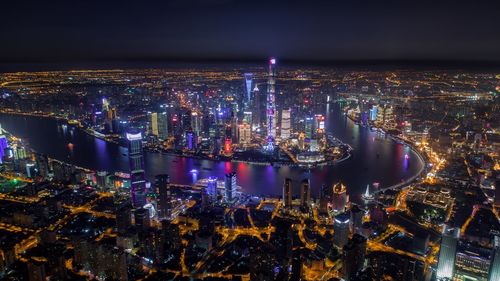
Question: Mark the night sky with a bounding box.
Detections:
[1,0,500,63]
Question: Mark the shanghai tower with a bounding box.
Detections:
[266,57,277,150]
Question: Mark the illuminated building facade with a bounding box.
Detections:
[157,112,168,140]
[281,108,291,140]
[206,177,218,202]
[127,130,146,208]
[333,212,351,248]
[150,112,158,136]
[224,172,237,202]
[266,58,277,149]
[244,73,253,104]
[436,225,460,280]
[238,123,252,145]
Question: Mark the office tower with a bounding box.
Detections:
[333,212,351,248]
[489,236,500,281]
[332,182,347,212]
[126,130,146,208]
[224,172,237,202]
[134,207,151,231]
[281,108,291,140]
[96,171,107,189]
[304,116,314,139]
[115,203,132,234]
[150,112,158,136]
[266,58,277,149]
[252,85,261,129]
[191,111,201,137]
[342,234,367,281]
[157,112,168,140]
[436,225,460,280]
[283,178,293,208]
[156,174,170,219]
[300,178,311,208]
[244,73,253,103]
[207,177,218,202]
[238,123,252,145]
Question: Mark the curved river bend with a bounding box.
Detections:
[0,103,424,203]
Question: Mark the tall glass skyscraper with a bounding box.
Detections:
[266,58,277,149]
[127,129,146,208]
[490,236,500,281]
[436,225,460,280]
[244,73,253,103]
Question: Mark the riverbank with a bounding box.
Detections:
[0,108,427,201]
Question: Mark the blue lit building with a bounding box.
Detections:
[370,105,378,121]
[244,73,253,103]
[207,177,218,202]
[224,172,237,202]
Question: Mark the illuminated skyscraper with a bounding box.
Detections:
[244,73,253,103]
[150,112,158,136]
[251,85,261,129]
[238,123,252,145]
[300,178,311,208]
[436,225,460,280]
[283,178,293,208]
[266,58,277,149]
[207,177,218,202]
[0,125,7,164]
[224,172,237,202]
[127,130,146,208]
[281,108,291,140]
[333,212,351,248]
[489,236,500,281]
[157,112,168,140]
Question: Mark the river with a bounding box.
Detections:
[0,103,424,203]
